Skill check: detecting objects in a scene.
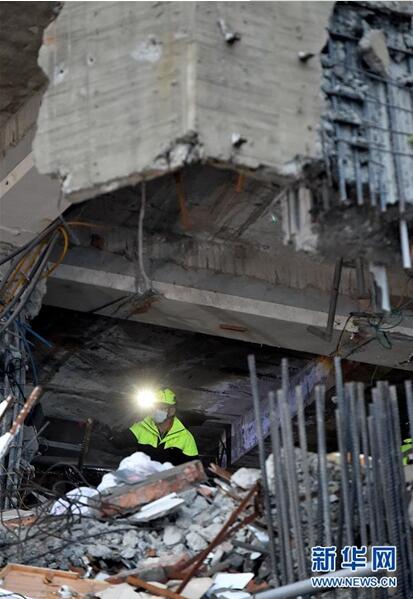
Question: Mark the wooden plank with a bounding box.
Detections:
[0,564,109,599]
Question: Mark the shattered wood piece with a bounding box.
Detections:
[101,460,206,517]
[213,479,242,502]
[126,576,189,599]
[106,554,191,584]
[0,509,36,529]
[209,463,232,482]
[0,563,109,599]
[245,580,270,594]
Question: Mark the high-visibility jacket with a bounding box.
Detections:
[129,416,198,457]
[401,437,413,465]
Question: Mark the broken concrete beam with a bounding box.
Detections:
[100,460,206,516]
[34,1,333,201]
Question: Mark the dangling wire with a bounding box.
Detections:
[137,180,151,293]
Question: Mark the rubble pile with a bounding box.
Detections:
[0,448,343,587]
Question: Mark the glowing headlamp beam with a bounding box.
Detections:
[135,388,157,408]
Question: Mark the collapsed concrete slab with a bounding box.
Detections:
[33,1,333,202]
[101,460,206,516]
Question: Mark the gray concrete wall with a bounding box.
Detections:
[34,1,333,202]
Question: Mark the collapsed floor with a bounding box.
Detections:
[0,449,341,593]
[0,358,412,599]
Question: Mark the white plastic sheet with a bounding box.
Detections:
[49,452,174,515]
[50,486,99,516]
[97,452,173,493]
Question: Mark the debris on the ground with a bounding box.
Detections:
[0,448,355,597]
[230,468,260,490]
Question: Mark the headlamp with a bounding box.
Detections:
[135,388,157,408]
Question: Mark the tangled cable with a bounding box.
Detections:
[0,462,160,566]
[0,219,100,335]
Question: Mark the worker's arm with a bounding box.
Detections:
[110,430,196,465]
[160,447,196,465]
[110,428,138,449]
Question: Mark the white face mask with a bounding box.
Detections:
[153,408,168,424]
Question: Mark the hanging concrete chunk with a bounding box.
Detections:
[33,1,334,202]
[359,29,390,75]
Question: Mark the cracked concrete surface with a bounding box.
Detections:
[33,1,334,202]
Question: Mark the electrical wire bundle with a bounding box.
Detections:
[0,221,67,336]
[0,218,97,336]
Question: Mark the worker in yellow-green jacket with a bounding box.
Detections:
[111,388,198,465]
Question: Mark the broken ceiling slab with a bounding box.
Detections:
[33,1,334,202]
[100,460,206,516]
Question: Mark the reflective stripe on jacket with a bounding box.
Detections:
[129,416,198,457]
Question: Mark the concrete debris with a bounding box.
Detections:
[230,468,261,490]
[0,446,349,597]
[359,28,390,75]
[265,446,341,499]
[185,531,208,552]
[163,525,183,547]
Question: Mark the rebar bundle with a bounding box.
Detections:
[249,355,413,598]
